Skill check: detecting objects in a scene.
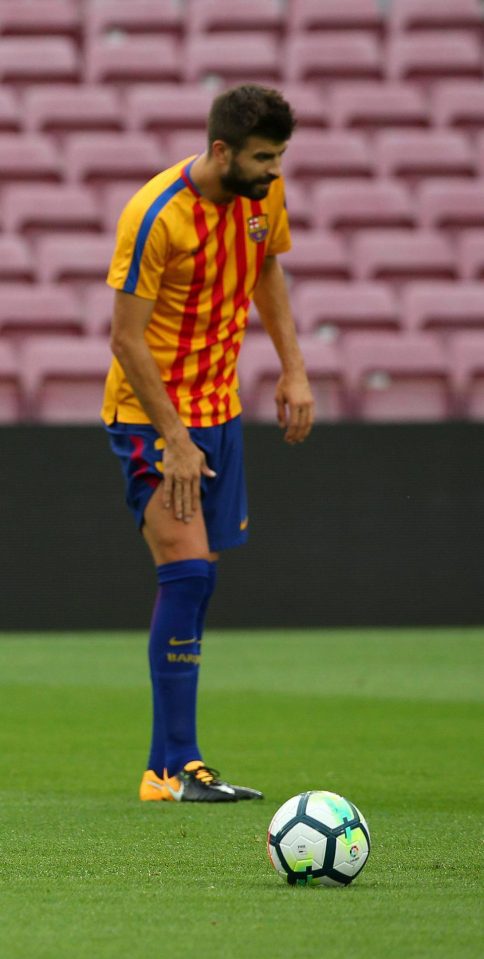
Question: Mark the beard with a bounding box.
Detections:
[220,158,277,200]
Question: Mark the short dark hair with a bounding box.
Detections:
[207,84,296,152]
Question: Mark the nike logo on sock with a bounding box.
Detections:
[168,637,197,646]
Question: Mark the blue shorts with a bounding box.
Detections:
[105,416,249,552]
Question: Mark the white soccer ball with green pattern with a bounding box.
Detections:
[267,790,370,887]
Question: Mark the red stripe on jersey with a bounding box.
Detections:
[250,199,266,282]
[191,206,228,426]
[233,197,249,315]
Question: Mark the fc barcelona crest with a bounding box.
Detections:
[247,214,269,243]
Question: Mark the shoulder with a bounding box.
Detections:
[119,157,196,229]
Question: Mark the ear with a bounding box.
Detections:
[211,139,232,169]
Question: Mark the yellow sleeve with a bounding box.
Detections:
[266,178,292,256]
[106,194,169,299]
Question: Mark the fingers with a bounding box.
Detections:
[164,451,216,523]
[284,401,314,445]
[276,395,287,429]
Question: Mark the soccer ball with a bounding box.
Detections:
[267,790,370,887]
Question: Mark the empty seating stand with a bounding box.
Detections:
[21,336,112,423]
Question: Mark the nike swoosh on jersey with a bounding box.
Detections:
[168,636,197,646]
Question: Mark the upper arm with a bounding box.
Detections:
[111,289,156,348]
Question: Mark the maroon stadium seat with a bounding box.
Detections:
[387,33,482,83]
[165,132,206,167]
[101,181,146,232]
[0,341,23,422]
[390,0,482,33]
[474,135,484,177]
[279,231,350,281]
[284,131,374,179]
[185,0,283,35]
[376,131,474,180]
[85,0,182,38]
[83,284,114,338]
[284,32,382,83]
[21,336,112,423]
[0,87,21,131]
[0,134,61,182]
[353,231,455,283]
[432,81,484,130]
[63,133,162,184]
[125,85,214,134]
[344,333,452,420]
[451,332,484,418]
[288,0,383,33]
[2,185,101,234]
[291,282,399,336]
[418,180,484,230]
[238,334,346,421]
[283,180,312,230]
[85,35,181,84]
[36,235,114,285]
[0,236,34,282]
[330,82,429,129]
[0,283,82,339]
[457,231,484,280]
[0,0,80,38]
[23,85,123,134]
[402,282,484,334]
[277,85,329,129]
[311,180,414,232]
[0,37,79,83]
[183,34,281,84]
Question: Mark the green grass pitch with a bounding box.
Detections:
[0,629,482,959]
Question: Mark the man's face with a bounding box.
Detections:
[219,136,288,200]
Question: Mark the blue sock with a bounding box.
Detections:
[147,559,215,777]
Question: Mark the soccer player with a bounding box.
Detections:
[102,85,314,802]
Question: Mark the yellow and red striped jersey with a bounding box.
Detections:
[101,155,291,428]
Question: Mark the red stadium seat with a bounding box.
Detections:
[457,231,484,280]
[0,0,80,38]
[0,37,79,83]
[185,0,283,35]
[63,133,162,184]
[311,180,414,232]
[183,34,281,84]
[284,131,374,179]
[390,0,482,33]
[0,284,82,339]
[23,85,123,133]
[2,185,101,235]
[279,231,350,281]
[36,234,114,285]
[85,35,181,84]
[376,131,474,180]
[432,81,484,130]
[0,236,34,282]
[451,332,484,418]
[125,85,214,134]
[288,0,383,33]
[418,180,484,230]
[330,82,429,130]
[291,282,399,336]
[0,134,61,182]
[0,341,23,422]
[387,33,482,83]
[85,0,182,38]
[21,336,112,423]
[0,87,21,131]
[82,284,114,338]
[284,32,382,83]
[353,231,455,283]
[402,283,484,334]
[344,333,452,420]
[238,334,346,421]
[101,181,146,232]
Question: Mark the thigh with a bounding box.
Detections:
[142,482,218,565]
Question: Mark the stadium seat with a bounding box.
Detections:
[432,81,484,130]
[0,284,82,339]
[280,231,350,281]
[283,180,312,230]
[85,0,182,38]
[291,282,399,336]
[0,37,79,83]
[0,236,34,282]
[125,85,214,134]
[63,133,162,184]
[82,284,114,338]
[288,0,383,33]
[183,34,281,84]
[185,0,283,35]
[23,86,124,133]
[101,181,146,232]
[0,87,21,131]
[344,333,452,420]
[0,134,61,182]
[402,282,484,334]
[2,185,101,235]
[457,231,484,280]
[0,341,23,422]
[353,231,456,282]
[284,32,382,83]
[283,131,374,180]
[85,35,181,84]
[387,33,483,83]
[165,132,206,167]
[21,336,112,423]
[376,131,474,180]
[418,180,484,230]
[330,82,429,129]
[451,333,484,418]
[311,180,414,232]
[0,0,80,38]
[389,0,482,33]
[238,334,346,421]
[277,85,329,129]
[36,235,114,285]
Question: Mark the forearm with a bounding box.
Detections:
[253,256,305,373]
[112,336,187,444]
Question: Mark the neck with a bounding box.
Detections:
[189,153,235,205]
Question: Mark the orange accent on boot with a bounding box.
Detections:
[139,769,174,801]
